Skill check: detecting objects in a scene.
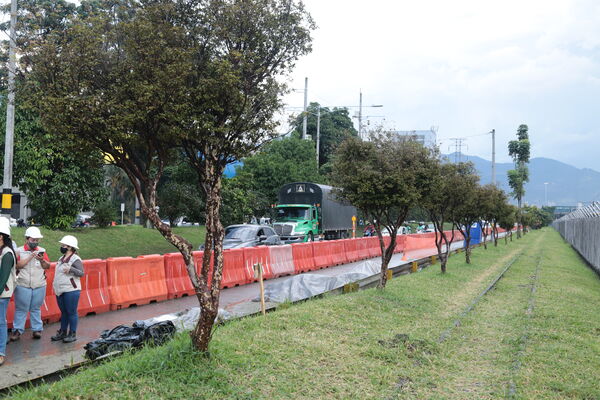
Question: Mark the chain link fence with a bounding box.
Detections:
[553,202,600,274]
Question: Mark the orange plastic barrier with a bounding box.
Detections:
[222,248,252,288]
[107,255,168,310]
[78,259,110,317]
[269,245,295,277]
[313,241,334,269]
[394,235,407,253]
[367,237,381,258]
[356,238,371,260]
[330,240,348,266]
[343,238,360,263]
[292,242,316,273]
[42,262,61,324]
[243,246,273,281]
[164,252,205,299]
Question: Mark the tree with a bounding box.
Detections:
[233,136,323,217]
[422,162,461,273]
[331,133,437,288]
[449,163,480,264]
[508,124,531,238]
[291,102,357,168]
[475,184,507,250]
[497,203,517,244]
[27,0,314,352]
[0,101,106,229]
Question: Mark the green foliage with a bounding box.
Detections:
[507,124,531,212]
[233,136,323,217]
[291,102,358,167]
[220,178,255,226]
[157,160,204,225]
[521,205,553,229]
[0,99,107,230]
[331,132,438,234]
[91,201,117,228]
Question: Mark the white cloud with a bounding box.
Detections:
[283,0,600,170]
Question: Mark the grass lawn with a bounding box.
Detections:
[8,225,206,261]
[7,228,600,399]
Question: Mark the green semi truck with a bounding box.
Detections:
[273,182,356,243]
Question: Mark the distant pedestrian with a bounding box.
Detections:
[0,217,16,366]
[11,227,51,342]
[51,235,83,343]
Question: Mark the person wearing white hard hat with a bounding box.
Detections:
[10,227,51,341]
[51,235,84,343]
[0,217,16,366]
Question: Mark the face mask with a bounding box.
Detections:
[28,242,38,250]
[60,247,68,254]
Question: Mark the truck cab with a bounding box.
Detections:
[273,204,318,243]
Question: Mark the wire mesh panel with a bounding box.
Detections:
[552,201,600,274]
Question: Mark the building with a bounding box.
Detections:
[390,128,437,148]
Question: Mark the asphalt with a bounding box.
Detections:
[0,241,464,389]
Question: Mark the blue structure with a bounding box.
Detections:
[224,161,244,178]
[465,222,482,247]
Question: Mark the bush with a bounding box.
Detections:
[91,201,116,228]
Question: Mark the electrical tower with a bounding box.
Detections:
[449,138,467,163]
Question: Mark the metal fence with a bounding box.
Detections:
[553,202,600,274]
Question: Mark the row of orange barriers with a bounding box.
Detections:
[5,231,474,328]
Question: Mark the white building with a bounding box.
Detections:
[390,128,437,148]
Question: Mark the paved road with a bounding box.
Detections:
[0,239,471,389]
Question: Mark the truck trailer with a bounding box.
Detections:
[273,182,356,243]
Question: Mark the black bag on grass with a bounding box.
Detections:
[84,321,176,360]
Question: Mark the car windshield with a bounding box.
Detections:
[276,207,310,220]
[224,226,257,241]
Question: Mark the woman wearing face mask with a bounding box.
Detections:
[10,227,51,341]
[0,217,16,366]
[51,235,83,343]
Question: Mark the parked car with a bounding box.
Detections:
[199,224,283,250]
[162,216,199,227]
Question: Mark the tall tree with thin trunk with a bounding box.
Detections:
[26,0,314,353]
[331,133,438,288]
[508,124,530,238]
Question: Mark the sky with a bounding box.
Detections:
[281,0,600,171]
[2,0,599,171]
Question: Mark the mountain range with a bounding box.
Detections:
[445,153,600,207]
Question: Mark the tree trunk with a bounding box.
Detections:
[465,236,471,264]
[191,165,225,353]
[377,235,396,289]
[481,223,488,250]
[504,234,508,245]
[493,223,498,247]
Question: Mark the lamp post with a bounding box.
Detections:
[2,0,17,217]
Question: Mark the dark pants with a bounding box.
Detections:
[56,290,80,334]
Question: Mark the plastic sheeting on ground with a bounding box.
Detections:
[260,259,381,304]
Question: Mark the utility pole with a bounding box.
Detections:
[302,77,308,140]
[316,106,321,166]
[2,0,17,217]
[358,90,363,139]
[491,129,496,186]
[544,182,549,206]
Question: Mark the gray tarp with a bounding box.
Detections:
[260,260,381,304]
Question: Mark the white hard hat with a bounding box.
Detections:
[0,217,10,236]
[25,227,43,239]
[59,235,79,249]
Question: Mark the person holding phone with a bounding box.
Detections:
[11,227,51,341]
[51,235,83,343]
